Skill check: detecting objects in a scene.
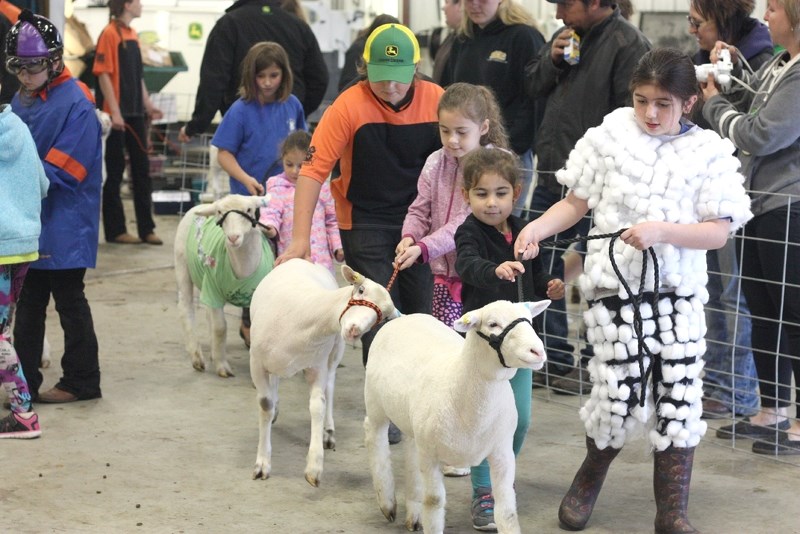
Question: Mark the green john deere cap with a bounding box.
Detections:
[363,23,420,84]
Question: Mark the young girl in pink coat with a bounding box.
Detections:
[395,82,508,326]
[259,130,343,273]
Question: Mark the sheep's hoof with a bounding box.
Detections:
[252,462,271,480]
[191,356,206,372]
[380,505,396,523]
[304,472,321,488]
[216,365,234,378]
[323,430,336,450]
[404,518,421,531]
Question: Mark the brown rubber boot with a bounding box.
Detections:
[558,436,621,531]
[653,446,699,534]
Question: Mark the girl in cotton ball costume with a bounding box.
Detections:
[516,48,753,533]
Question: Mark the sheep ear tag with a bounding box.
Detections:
[453,312,479,333]
[341,264,360,284]
[523,300,551,318]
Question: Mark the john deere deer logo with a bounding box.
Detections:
[385,45,399,57]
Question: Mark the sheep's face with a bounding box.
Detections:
[455,300,550,370]
[204,194,267,249]
[339,265,396,342]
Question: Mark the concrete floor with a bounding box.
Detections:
[5,206,798,534]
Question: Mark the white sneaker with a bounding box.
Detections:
[442,465,471,477]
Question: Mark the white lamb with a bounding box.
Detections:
[174,194,273,377]
[249,258,396,487]
[364,299,550,534]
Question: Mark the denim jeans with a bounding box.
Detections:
[702,238,759,415]
[339,228,432,366]
[527,184,591,374]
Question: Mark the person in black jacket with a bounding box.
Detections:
[0,10,20,104]
[178,0,328,141]
[455,147,563,531]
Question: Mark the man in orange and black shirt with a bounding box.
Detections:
[278,24,443,369]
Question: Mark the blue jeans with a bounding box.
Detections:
[702,238,759,415]
[513,150,534,217]
[339,228,433,366]
[527,184,590,374]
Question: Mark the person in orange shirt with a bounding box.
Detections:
[277,25,442,447]
[93,0,163,245]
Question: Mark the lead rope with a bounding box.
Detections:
[536,229,659,408]
[385,263,400,293]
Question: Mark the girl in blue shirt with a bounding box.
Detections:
[211,41,307,196]
[210,41,306,346]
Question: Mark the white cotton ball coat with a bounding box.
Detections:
[557,108,753,301]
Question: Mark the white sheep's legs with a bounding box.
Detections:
[323,338,345,450]
[206,307,233,377]
[364,414,396,523]
[404,438,422,531]
[176,272,205,372]
[303,366,329,487]
[488,445,521,534]
[418,453,446,534]
[251,368,279,480]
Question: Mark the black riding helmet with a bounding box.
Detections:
[4,9,64,86]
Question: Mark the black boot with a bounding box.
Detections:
[653,446,699,534]
[558,436,621,531]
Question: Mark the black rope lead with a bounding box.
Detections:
[537,229,660,407]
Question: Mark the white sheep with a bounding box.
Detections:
[249,258,396,487]
[364,299,550,534]
[174,194,273,377]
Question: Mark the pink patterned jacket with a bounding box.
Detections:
[401,148,472,279]
[259,173,342,273]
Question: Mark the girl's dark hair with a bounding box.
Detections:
[108,0,127,19]
[239,41,293,103]
[438,83,509,149]
[358,13,400,40]
[629,48,699,105]
[280,129,311,158]
[690,0,755,44]
[461,147,521,191]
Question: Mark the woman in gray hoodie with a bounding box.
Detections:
[701,0,800,456]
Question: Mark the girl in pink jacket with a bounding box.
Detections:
[259,130,343,273]
[395,83,509,326]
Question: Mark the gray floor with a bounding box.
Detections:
[5,207,798,534]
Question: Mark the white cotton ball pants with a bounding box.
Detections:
[580,293,708,451]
